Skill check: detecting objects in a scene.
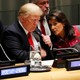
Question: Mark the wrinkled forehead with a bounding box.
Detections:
[36,0,49,4]
[27,14,40,19]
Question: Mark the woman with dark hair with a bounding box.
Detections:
[48,10,80,54]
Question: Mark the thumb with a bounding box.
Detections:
[41,34,45,37]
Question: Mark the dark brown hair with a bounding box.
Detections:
[48,9,75,40]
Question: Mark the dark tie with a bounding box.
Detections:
[28,33,34,50]
[40,20,46,35]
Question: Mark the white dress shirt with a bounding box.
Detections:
[38,16,51,36]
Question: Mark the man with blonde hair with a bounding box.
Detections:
[2,3,47,63]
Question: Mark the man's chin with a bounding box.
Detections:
[44,11,49,15]
[43,12,48,16]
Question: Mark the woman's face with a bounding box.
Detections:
[49,18,65,36]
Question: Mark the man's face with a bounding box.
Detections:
[21,14,40,32]
[36,0,49,16]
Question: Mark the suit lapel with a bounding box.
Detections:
[33,29,41,42]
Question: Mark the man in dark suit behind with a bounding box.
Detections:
[30,0,53,60]
[1,3,47,63]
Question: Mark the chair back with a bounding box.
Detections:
[73,25,80,36]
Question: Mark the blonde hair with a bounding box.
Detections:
[18,3,43,16]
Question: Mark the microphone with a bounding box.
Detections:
[0,44,15,67]
[52,48,80,59]
[53,47,79,52]
[0,44,11,61]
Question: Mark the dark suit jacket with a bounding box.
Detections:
[34,15,53,60]
[1,21,41,63]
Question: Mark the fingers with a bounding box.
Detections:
[41,34,52,47]
[41,34,45,37]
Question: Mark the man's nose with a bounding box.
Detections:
[45,3,49,8]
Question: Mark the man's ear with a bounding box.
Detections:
[19,16,25,22]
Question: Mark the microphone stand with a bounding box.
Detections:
[52,47,79,68]
[53,47,79,52]
[0,44,11,61]
[0,44,15,67]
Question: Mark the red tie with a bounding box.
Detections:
[40,20,46,35]
[28,33,34,50]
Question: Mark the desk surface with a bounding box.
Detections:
[2,67,80,80]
